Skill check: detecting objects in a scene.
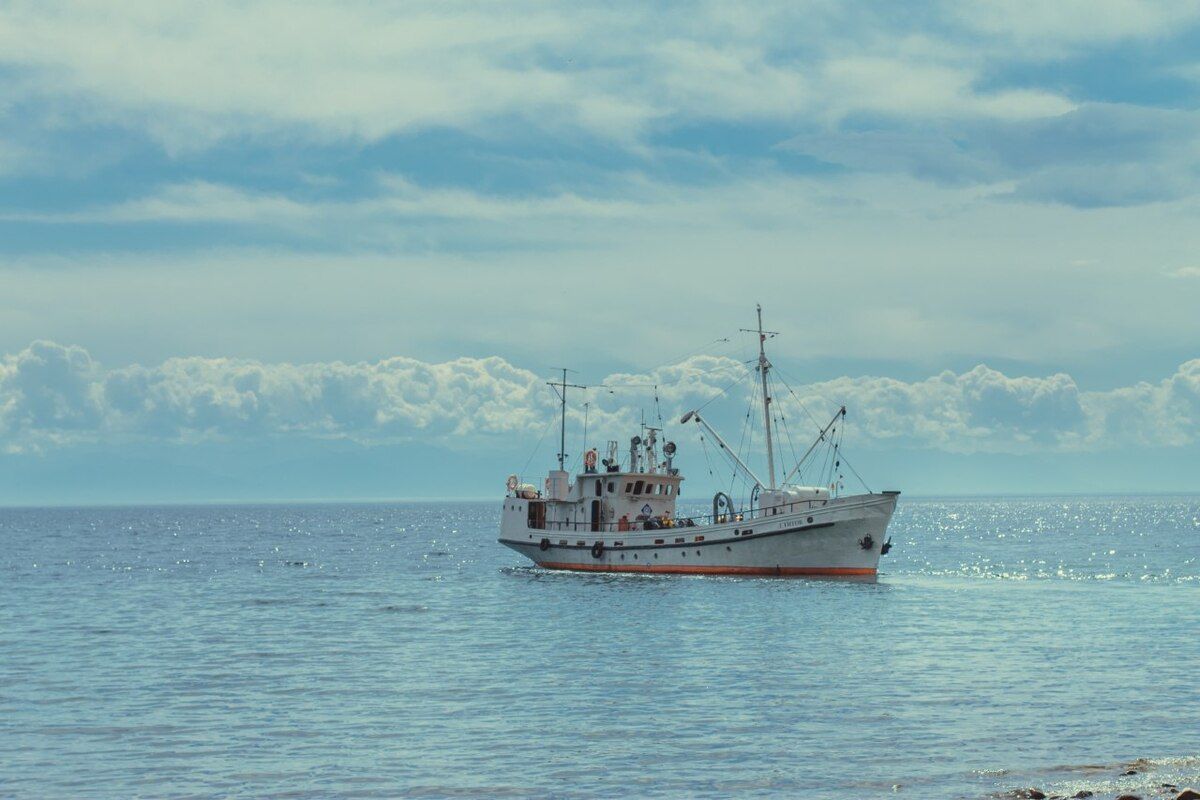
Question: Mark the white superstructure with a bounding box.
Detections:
[498,307,900,577]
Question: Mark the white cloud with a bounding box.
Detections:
[1084,359,1200,447]
[0,1,590,148]
[0,0,1096,149]
[3,341,1198,456]
[949,0,1200,52]
[5,176,649,231]
[817,57,1074,122]
[792,365,1090,453]
[0,341,105,451]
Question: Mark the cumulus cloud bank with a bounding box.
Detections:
[2,341,1197,456]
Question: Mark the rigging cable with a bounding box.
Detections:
[837,443,873,493]
[520,411,558,480]
[771,372,802,483]
[732,377,759,508]
[695,361,758,414]
[770,364,858,492]
[770,365,826,433]
[645,336,736,377]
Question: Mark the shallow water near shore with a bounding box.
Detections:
[2,496,1198,799]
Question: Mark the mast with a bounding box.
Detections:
[548,368,586,471]
[754,304,777,490]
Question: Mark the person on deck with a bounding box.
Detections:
[617,514,630,532]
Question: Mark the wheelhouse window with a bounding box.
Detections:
[644,483,655,495]
[633,480,644,494]
[625,482,633,493]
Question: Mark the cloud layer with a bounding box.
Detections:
[3,341,1197,458]
[3,1,1199,208]
[1,2,1199,465]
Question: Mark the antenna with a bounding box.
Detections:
[547,368,588,471]
[740,304,779,490]
[581,401,590,461]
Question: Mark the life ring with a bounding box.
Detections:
[506,474,519,492]
[584,449,598,469]
[539,538,551,551]
[590,541,604,559]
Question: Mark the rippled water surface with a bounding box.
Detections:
[2,496,1198,799]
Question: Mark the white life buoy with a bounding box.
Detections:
[506,474,519,492]
[584,449,597,469]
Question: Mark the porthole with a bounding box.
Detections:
[726,546,731,551]
[807,516,813,523]
[633,554,638,559]
[620,554,625,560]
[695,550,701,556]
[681,551,686,557]
[654,553,659,559]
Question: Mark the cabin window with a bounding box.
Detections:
[595,479,602,497]
[633,480,644,494]
[625,482,633,493]
[665,485,672,496]
[607,481,615,493]
[644,483,655,495]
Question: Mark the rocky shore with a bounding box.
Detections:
[1013,788,1199,800]
[1005,759,1200,800]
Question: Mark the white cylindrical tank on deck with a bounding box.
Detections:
[760,486,831,509]
[546,470,570,500]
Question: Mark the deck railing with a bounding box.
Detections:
[521,497,831,533]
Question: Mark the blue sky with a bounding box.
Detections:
[1,1,1199,502]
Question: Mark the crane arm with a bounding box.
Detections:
[680,410,765,489]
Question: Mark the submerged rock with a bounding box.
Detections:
[1174,790,1200,800]
[1071,792,1093,798]
[1115,795,1141,800]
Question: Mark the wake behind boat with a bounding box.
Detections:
[498,306,900,576]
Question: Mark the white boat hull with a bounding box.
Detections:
[498,492,898,577]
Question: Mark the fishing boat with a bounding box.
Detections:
[498,306,900,577]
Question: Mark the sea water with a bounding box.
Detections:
[1,497,1197,799]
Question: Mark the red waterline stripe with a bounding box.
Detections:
[536,561,876,576]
